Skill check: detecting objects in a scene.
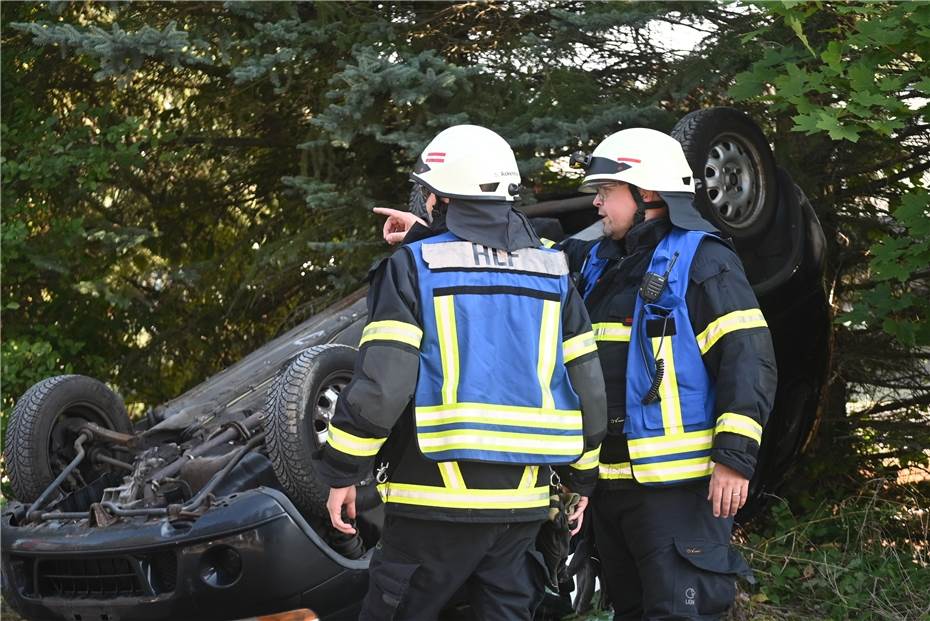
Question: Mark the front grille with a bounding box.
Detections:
[37,556,146,598]
[10,552,178,600]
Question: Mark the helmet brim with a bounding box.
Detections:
[410,172,518,202]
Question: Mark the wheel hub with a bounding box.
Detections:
[313,383,346,447]
[704,134,764,230]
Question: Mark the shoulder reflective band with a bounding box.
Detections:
[652,336,683,431]
[628,428,714,460]
[571,447,601,471]
[359,320,423,349]
[715,412,763,444]
[632,456,713,483]
[434,295,460,404]
[519,465,540,488]
[563,331,597,363]
[695,309,768,355]
[416,403,583,430]
[537,300,561,410]
[377,482,550,509]
[599,461,633,480]
[438,461,466,489]
[327,425,386,457]
[593,322,632,342]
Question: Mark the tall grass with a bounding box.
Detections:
[735,480,929,620]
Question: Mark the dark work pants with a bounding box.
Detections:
[359,515,547,621]
[591,482,751,621]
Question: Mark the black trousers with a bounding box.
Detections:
[359,515,547,621]
[591,482,751,621]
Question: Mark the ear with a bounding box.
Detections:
[639,189,660,202]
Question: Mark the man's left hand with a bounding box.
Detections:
[326,485,358,534]
[707,463,749,518]
[567,495,588,536]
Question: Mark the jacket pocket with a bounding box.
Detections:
[671,538,751,616]
[361,550,420,620]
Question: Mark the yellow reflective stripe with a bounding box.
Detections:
[519,465,539,488]
[378,482,550,509]
[628,428,714,459]
[438,461,466,489]
[695,309,768,355]
[540,238,557,249]
[632,456,713,483]
[537,300,560,410]
[417,429,582,455]
[327,425,385,457]
[359,320,423,348]
[599,461,633,480]
[563,331,597,363]
[592,322,632,342]
[435,295,460,404]
[653,337,683,432]
[716,412,763,444]
[416,403,582,430]
[571,447,601,471]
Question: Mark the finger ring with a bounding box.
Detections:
[731,491,741,496]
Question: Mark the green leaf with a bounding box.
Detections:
[784,14,816,56]
[791,112,821,134]
[914,77,930,95]
[729,69,769,101]
[847,61,875,92]
[814,110,861,142]
[821,41,843,74]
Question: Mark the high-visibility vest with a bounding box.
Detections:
[407,231,587,465]
[624,228,718,485]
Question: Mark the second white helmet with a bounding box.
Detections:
[579,128,694,194]
[411,125,521,202]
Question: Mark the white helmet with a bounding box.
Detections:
[574,127,717,232]
[411,125,521,202]
[578,128,694,194]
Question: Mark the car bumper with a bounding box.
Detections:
[1,488,369,621]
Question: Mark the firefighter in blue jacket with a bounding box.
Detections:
[561,128,777,619]
[317,125,607,620]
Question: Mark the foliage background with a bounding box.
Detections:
[2,2,928,619]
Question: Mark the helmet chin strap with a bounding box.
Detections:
[629,184,649,228]
[628,184,665,229]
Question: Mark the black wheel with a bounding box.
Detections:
[3,374,133,503]
[672,107,778,240]
[262,344,356,520]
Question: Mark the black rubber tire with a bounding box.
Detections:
[671,107,778,240]
[3,374,132,503]
[262,344,356,520]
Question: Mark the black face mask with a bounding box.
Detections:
[444,198,541,251]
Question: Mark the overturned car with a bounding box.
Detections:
[1,108,831,621]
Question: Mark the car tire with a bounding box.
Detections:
[671,107,778,240]
[3,374,133,503]
[262,343,356,520]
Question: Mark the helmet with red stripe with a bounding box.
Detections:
[411,125,521,202]
[575,127,716,232]
[579,128,694,194]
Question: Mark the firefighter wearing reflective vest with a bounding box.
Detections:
[317,125,607,620]
[560,128,777,619]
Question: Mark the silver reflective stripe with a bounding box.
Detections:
[422,242,569,275]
